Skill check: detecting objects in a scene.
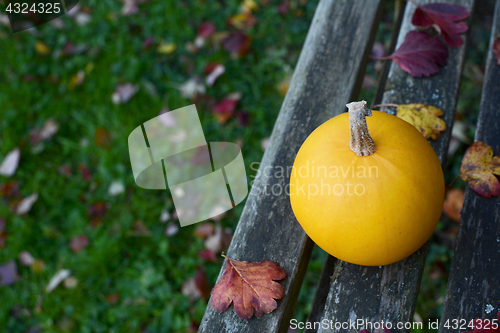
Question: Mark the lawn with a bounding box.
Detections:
[0,0,490,332]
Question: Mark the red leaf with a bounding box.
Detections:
[70,235,89,252]
[210,255,286,319]
[198,21,216,38]
[94,128,111,148]
[78,163,92,181]
[443,188,464,223]
[198,249,217,263]
[411,3,470,48]
[494,37,500,65]
[380,31,448,77]
[0,217,6,249]
[0,260,19,286]
[212,92,242,124]
[222,32,251,57]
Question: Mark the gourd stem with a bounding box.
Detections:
[346,101,375,156]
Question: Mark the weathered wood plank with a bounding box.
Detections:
[197,0,385,332]
[439,1,500,331]
[310,1,474,333]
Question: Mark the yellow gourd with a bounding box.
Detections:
[290,101,444,266]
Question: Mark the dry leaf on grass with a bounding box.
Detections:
[459,141,500,198]
[210,255,286,319]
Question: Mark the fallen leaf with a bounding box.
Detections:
[58,164,72,177]
[0,182,19,199]
[16,193,38,215]
[395,103,446,140]
[46,269,71,293]
[112,83,139,105]
[165,222,179,237]
[199,249,217,263]
[443,189,464,223]
[31,259,45,274]
[30,119,60,146]
[159,209,171,223]
[121,0,138,15]
[108,181,125,196]
[459,141,500,198]
[222,32,251,58]
[0,260,19,286]
[212,92,242,124]
[87,201,108,226]
[74,12,92,26]
[204,224,232,253]
[70,235,89,253]
[227,12,257,30]
[261,137,270,151]
[157,42,177,54]
[35,41,50,55]
[242,0,258,13]
[374,31,448,77]
[177,77,206,99]
[94,128,111,148]
[278,1,289,15]
[78,163,92,181]
[19,251,35,266]
[0,148,20,177]
[0,217,5,249]
[205,63,225,86]
[210,255,286,319]
[106,293,120,305]
[182,267,210,301]
[494,37,500,65]
[194,222,215,239]
[412,3,469,48]
[128,220,152,237]
[63,276,78,289]
[198,21,216,38]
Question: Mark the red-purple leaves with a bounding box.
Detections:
[381,31,448,77]
[412,3,470,47]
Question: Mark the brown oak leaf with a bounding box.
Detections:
[459,141,500,198]
[210,254,286,319]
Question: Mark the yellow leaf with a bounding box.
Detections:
[242,0,258,13]
[157,42,176,54]
[35,41,50,55]
[396,103,446,140]
[459,141,500,198]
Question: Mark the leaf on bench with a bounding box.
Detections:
[373,103,446,140]
[459,142,500,198]
[411,2,470,48]
[374,31,448,77]
[210,254,286,319]
[494,37,500,65]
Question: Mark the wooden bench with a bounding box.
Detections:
[198,0,500,332]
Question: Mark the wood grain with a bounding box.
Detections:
[309,1,475,333]
[197,0,385,332]
[439,1,500,331]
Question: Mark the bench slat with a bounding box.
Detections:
[439,1,500,330]
[308,1,474,333]
[197,0,385,332]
